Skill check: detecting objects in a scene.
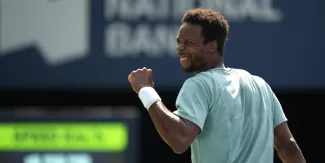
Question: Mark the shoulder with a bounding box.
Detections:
[179,73,215,105]
[182,73,210,91]
[180,77,202,94]
[233,68,253,77]
[251,75,273,91]
[234,68,269,86]
[177,76,212,103]
[251,74,266,83]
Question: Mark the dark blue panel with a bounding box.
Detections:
[0,0,324,90]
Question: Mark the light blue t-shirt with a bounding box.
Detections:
[174,68,287,163]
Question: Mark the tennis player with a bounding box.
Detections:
[128,8,306,163]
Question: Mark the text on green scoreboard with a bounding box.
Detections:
[0,123,128,152]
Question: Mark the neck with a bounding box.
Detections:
[194,61,224,75]
[194,56,224,74]
[214,62,225,69]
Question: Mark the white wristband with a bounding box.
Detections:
[138,87,161,110]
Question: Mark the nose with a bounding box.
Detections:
[176,42,185,53]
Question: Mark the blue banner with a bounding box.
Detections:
[0,0,324,90]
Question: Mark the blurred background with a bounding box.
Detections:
[0,0,324,162]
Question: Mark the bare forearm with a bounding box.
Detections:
[276,141,306,163]
[148,101,189,153]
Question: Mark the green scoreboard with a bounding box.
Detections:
[0,107,140,163]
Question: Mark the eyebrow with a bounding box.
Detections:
[176,38,196,42]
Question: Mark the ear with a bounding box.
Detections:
[209,40,218,52]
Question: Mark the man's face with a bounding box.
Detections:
[176,23,208,73]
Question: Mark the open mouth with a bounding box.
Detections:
[179,53,190,64]
[179,55,190,64]
[180,56,189,62]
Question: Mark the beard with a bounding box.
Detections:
[181,62,197,72]
[180,51,207,73]
[181,58,206,73]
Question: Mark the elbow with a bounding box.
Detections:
[170,138,190,154]
[172,145,189,154]
[166,124,197,154]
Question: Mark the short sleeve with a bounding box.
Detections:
[272,92,288,128]
[173,78,209,130]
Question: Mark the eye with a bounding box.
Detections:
[185,41,194,46]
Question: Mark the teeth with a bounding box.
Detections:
[180,56,188,61]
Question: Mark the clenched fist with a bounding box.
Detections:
[128,67,154,94]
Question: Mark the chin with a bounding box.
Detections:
[181,66,195,73]
[181,68,190,72]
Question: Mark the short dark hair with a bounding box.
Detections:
[182,8,229,55]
